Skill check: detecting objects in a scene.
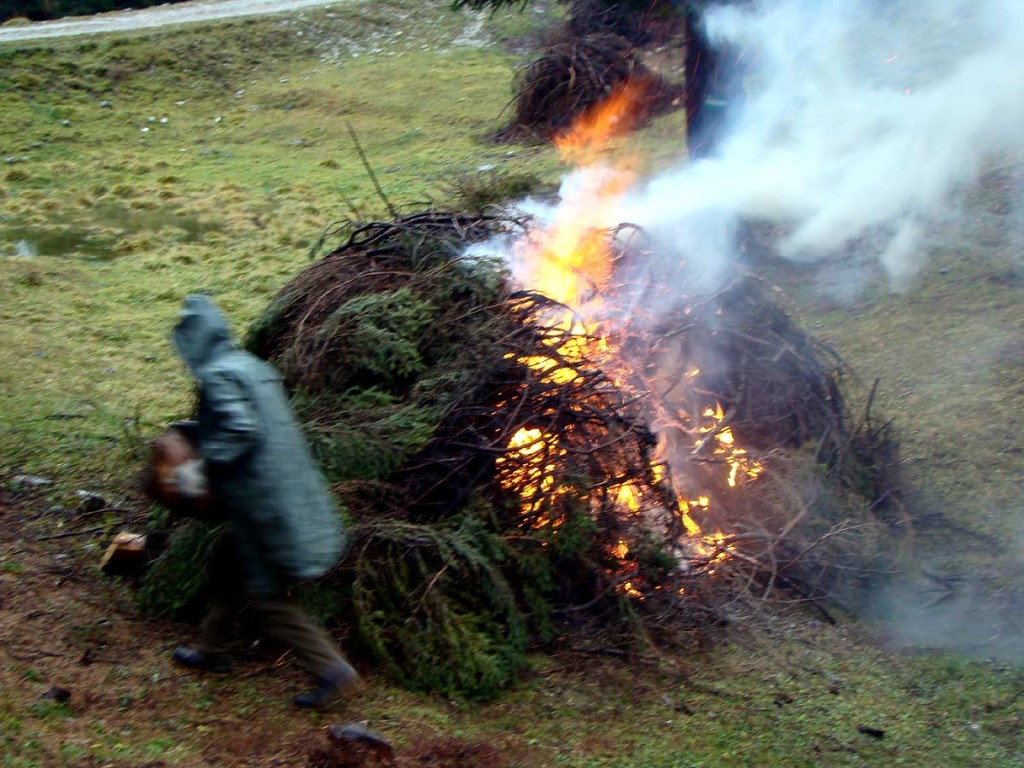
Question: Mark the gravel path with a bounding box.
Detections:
[0,0,352,43]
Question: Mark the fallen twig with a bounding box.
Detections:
[346,121,398,220]
[985,686,1024,712]
[36,526,106,541]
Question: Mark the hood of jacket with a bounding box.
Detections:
[172,294,235,375]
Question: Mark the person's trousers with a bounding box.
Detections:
[199,593,345,679]
[195,541,345,679]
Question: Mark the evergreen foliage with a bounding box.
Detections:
[138,520,222,620]
[350,515,529,696]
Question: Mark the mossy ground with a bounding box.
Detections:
[1,2,1022,766]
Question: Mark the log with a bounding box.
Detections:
[100,531,148,576]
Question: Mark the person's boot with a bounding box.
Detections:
[172,646,233,673]
[293,659,361,709]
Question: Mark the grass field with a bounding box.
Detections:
[1,2,1023,766]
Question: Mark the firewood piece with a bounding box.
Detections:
[99,531,148,576]
[36,526,105,541]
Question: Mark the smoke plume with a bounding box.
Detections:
[620,0,1024,291]
[486,0,1024,656]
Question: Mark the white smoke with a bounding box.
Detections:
[618,0,1024,290]
[470,0,1024,647]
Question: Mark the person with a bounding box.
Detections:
[683,0,752,158]
[168,293,359,709]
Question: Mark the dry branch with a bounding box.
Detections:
[496,32,682,143]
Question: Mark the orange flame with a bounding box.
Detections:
[554,78,652,165]
[497,426,566,522]
[695,403,765,488]
[518,80,650,312]
[499,81,763,587]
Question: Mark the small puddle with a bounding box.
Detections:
[95,203,220,241]
[10,228,110,258]
[3,203,221,259]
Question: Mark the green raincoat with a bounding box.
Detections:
[172,294,345,596]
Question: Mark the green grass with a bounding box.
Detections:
[0,0,689,491]
[0,1,570,490]
[1,2,1022,767]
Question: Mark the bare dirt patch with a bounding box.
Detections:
[0,485,330,766]
[1,482,543,767]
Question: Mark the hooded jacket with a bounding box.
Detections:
[172,294,345,596]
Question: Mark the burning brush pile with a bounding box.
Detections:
[141,95,901,702]
[141,211,900,698]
